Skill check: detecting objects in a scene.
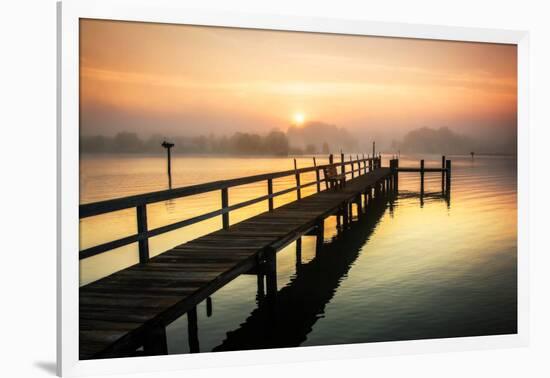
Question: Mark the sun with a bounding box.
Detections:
[293,112,305,125]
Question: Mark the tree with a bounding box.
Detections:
[113,132,143,153]
[264,130,289,156]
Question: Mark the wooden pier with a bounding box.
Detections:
[79,154,451,359]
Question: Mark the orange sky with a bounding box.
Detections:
[80,19,517,142]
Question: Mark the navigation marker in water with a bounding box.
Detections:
[161,140,175,189]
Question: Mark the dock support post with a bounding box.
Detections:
[221,188,229,230]
[342,204,349,228]
[296,237,302,268]
[395,158,399,192]
[206,297,213,317]
[143,325,168,355]
[257,273,265,301]
[136,204,150,263]
[265,249,277,301]
[441,155,446,192]
[446,160,452,193]
[420,159,425,197]
[187,306,200,353]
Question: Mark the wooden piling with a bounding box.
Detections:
[257,273,265,299]
[342,204,349,228]
[296,237,302,268]
[394,158,399,192]
[206,297,213,317]
[446,159,452,193]
[143,325,167,355]
[441,155,446,192]
[187,306,199,353]
[265,249,277,300]
[420,159,425,196]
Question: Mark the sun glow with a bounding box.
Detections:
[293,112,305,125]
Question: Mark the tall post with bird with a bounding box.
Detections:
[161,140,175,189]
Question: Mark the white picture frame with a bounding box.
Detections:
[57,0,530,376]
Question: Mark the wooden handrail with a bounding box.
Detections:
[80,155,381,261]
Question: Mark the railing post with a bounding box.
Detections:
[294,158,301,200]
[368,154,372,172]
[267,178,274,211]
[340,151,345,178]
[313,157,321,193]
[350,155,354,178]
[362,153,367,174]
[327,154,334,190]
[221,187,229,230]
[136,204,149,263]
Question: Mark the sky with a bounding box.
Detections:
[80,19,517,146]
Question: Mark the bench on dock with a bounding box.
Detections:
[323,164,346,189]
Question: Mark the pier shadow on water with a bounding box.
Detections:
[212,192,392,352]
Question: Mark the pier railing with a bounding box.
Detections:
[79,154,382,262]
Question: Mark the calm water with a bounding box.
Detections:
[80,153,517,354]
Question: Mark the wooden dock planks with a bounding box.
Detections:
[79,168,392,359]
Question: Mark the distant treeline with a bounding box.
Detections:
[391,126,515,155]
[81,130,328,156]
[80,121,360,156]
[392,127,473,154]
